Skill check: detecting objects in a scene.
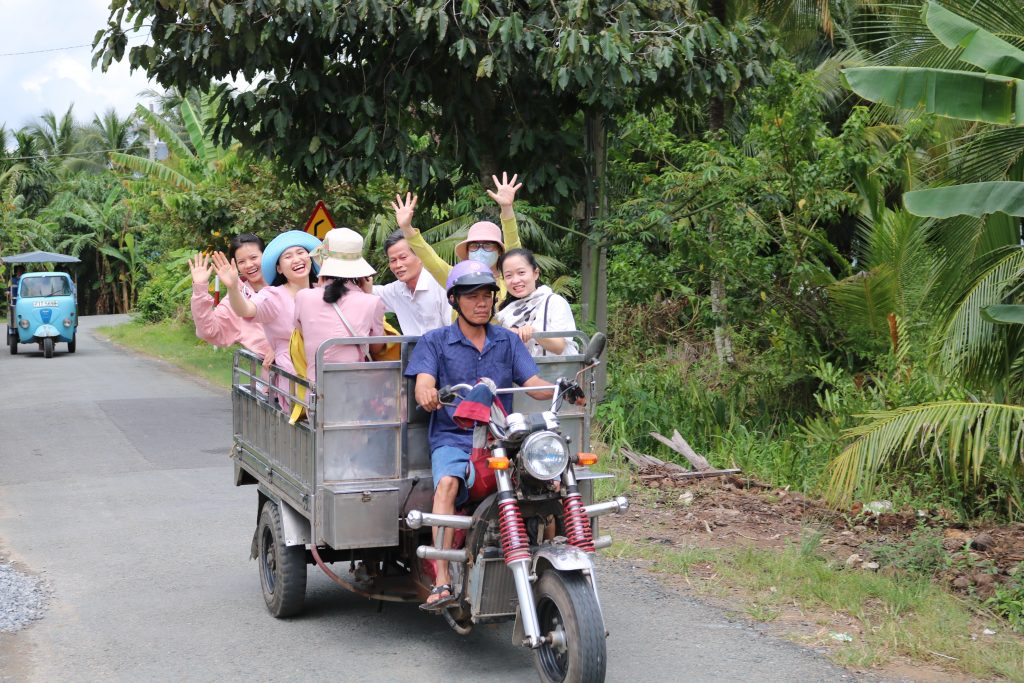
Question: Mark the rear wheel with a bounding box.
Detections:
[533,571,607,683]
[8,331,16,355]
[43,337,54,358]
[257,502,307,617]
[67,333,76,353]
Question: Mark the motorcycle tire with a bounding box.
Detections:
[43,337,54,359]
[533,571,607,683]
[257,501,307,618]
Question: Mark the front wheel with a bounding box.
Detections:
[43,337,54,358]
[533,571,607,683]
[257,502,307,617]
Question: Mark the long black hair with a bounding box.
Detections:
[228,233,265,260]
[322,276,364,304]
[497,247,541,311]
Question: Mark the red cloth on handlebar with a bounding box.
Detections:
[453,383,494,428]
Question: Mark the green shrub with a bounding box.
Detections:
[135,250,193,323]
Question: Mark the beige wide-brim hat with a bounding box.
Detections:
[314,228,376,279]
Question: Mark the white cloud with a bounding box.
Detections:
[0,0,156,130]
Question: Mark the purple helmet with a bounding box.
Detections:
[446,260,499,297]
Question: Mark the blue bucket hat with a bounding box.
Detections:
[261,230,322,285]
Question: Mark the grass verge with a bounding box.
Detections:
[98,318,234,389]
[607,537,1024,681]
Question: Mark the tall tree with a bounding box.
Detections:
[95,0,775,335]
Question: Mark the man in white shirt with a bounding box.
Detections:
[373,230,453,335]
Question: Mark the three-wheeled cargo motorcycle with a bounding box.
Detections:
[231,331,626,683]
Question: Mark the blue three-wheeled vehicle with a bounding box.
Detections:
[3,251,81,358]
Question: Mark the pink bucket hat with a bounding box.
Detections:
[454,221,505,261]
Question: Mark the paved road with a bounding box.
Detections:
[0,316,871,682]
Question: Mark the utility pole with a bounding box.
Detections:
[148,104,157,161]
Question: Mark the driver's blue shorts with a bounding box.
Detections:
[430,446,475,508]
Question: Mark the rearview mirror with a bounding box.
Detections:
[583,332,607,365]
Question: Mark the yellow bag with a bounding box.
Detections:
[371,320,402,361]
[288,329,308,425]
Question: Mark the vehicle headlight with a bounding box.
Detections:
[520,431,569,481]
[63,318,72,327]
[19,319,29,329]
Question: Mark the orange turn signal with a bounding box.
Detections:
[577,452,598,466]
[487,457,510,470]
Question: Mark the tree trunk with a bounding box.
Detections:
[709,267,735,365]
[582,109,609,399]
[706,0,735,366]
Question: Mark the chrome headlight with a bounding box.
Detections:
[520,431,569,480]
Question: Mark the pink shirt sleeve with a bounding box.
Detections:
[250,286,285,324]
[191,282,242,347]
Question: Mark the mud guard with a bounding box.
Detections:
[257,485,311,546]
[513,545,602,646]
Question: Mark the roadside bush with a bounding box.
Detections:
[135,250,193,323]
[987,573,1024,633]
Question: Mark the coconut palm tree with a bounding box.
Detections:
[829,1,1024,515]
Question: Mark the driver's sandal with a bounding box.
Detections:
[419,584,456,612]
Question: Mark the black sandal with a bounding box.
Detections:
[419,584,455,612]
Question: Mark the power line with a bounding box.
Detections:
[3,146,144,161]
[0,34,150,58]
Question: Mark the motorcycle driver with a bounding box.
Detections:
[404,260,554,610]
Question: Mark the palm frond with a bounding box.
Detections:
[109,152,196,191]
[938,246,1024,383]
[827,400,1024,512]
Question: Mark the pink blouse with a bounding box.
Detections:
[191,282,271,358]
[294,284,385,381]
[249,286,301,377]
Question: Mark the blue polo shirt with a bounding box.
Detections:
[405,322,540,451]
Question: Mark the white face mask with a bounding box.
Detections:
[468,248,499,267]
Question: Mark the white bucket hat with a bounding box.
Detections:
[313,228,376,279]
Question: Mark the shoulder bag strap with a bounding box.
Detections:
[331,302,371,361]
[540,294,553,357]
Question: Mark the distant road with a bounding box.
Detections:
[0,315,871,682]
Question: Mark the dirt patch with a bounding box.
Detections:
[609,473,1024,593]
[603,473,1024,682]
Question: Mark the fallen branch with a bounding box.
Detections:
[649,430,713,471]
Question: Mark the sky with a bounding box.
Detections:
[0,0,155,137]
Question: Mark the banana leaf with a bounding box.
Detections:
[923,0,1024,79]
[843,67,1024,126]
[904,181,1024,217]
[982,304,1024,324]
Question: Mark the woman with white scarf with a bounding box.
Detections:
[496,248,578,356]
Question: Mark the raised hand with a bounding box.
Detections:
[188,252,212,286]
[210,251,239,290]
[391,192,418,233]
[486,172,522,210]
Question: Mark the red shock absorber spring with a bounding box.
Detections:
[562,492,595,553]
[497,497,531,564]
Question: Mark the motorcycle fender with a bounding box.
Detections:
[532,544,595,574]
[34,324,59,338]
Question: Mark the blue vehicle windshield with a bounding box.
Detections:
[20,276,72,298]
